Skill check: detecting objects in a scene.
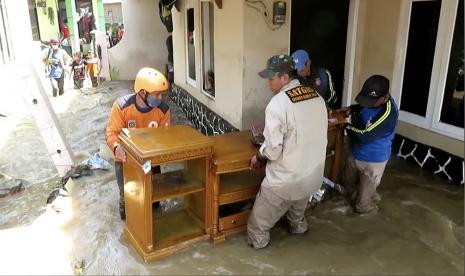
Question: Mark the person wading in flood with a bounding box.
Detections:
[105,68,171,220]
[247,54,328,249]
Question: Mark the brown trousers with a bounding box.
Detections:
[342,155,387,213]
[247,186,309,249]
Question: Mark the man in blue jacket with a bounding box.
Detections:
[291,49,337,107]
[341,75,399,213]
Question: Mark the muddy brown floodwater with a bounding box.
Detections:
[0,81,462,275]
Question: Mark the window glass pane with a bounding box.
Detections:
[400,0,441,116]
[440,0,464,128]
[187,8,196,81]
[201,2,214,96]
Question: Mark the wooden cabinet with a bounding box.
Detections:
[326,110,346,182]
[119,125,213,261]
[209,110,346,244]
[208,131,263,243]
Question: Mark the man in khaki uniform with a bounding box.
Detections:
[248,55,328,249]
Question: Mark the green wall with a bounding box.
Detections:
[97,0,106,30]
[37,0,60,42]
[64,0,75,39]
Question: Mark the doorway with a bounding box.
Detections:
[290,0,350,108]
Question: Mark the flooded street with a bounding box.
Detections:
[0,81,463,275]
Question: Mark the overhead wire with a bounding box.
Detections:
[244,0,283,31]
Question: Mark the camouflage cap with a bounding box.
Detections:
[258,54,296,78]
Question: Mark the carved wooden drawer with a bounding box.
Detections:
[219,210,251,231]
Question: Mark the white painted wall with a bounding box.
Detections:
[172,0,290,129]
[242,0,291,129]
[172,0,244,128]
[108,0,169,80]
[104,3,123,24]
[2,0,34,63]
[352,0,401,102]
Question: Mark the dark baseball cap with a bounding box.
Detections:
[355,75,390,107]
[258,54,296,78]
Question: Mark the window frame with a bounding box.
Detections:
[185,5,197,88]
[200,0,215,100]
[392,0,464,140]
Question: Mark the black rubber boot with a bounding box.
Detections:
[119,201,126,220]
[115,161,125,220]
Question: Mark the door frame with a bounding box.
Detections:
[342,0,359,107]
[288,0,358,107]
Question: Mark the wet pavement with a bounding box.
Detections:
[0,81,463,275]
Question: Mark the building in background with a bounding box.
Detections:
[29,0,106,55]
[2,0,463,185]
[167,0,464,185]
[103,0,123,47]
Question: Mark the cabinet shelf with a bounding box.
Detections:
[219,170,264,205]
[152,209,205,250]
[152,170,205,202]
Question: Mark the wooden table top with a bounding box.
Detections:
[328,109,348,128]
[210,131,258,167]
[119,125,213,159]
[210,110,346,167]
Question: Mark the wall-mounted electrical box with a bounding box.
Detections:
[273,1,286,25]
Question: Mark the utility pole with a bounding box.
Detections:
[17,62,75,177]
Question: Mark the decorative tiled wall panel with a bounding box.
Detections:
[392,134,464,185]
[170,84,238,136]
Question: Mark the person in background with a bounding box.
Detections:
[60,19,72,57]
[340,75,399,213]
[70,51,87,89]
[41,37,72,97]
[247,55,328,249]
[86,50,99,87]
[89,15,97,33]
[105,68,171,220]
[117,24,124,42]
[291,49,337,107]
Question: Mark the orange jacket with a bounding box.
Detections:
[105,94,171,161]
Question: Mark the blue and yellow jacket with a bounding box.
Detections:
[346,97,399,162]
[299,67,337,107]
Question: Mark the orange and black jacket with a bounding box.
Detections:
[105,94,171,161]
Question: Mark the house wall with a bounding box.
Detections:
[107,0,168,80]
[354,0,463,158]
[104,3,123,24]
[36,0,60,42]
[241,0,291,128]
[353,0,401,101]
[172,0,244,128]
[397,122,464,158]
[94,0,106,31]
[3,0,34,63]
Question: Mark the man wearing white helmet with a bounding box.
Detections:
[105,68,171,220]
